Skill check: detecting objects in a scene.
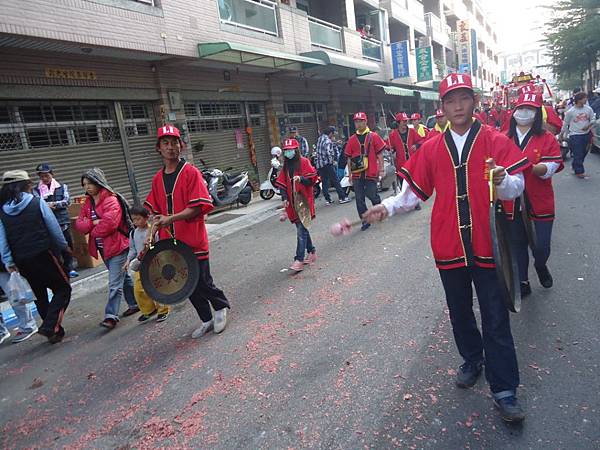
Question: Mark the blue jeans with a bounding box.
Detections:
[508,213,554,283]
[570,133,589,175]
[103,250,136,320]
[295,222,315,261]
[439,266,520,398]
[0,272,37,333]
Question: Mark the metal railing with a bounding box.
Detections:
[361,37,382,61]
[308,16,343,52]
[218,0,278,36]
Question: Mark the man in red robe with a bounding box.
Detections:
[363,73,529,423]
[145,125,231,338]
[345,112,387,231]
[388,112,418,176]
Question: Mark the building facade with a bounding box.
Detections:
[0,0,501,203]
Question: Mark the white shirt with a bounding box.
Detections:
[515,127,559,180]
[383,128,525,217]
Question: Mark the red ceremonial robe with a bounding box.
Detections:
[502,131,563,221]
[144,162,214,260]
[273,157,318,224]
[345,131,387,180]
[398,120,530,270]
[388,128,418,175]
[544,105,563,134]
[499,110,512,133]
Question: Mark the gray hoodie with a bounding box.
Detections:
[0,192,67,269]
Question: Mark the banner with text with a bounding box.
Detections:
[416,46,433,82]
[391,40,410,78]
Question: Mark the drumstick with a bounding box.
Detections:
[330,217,363,236]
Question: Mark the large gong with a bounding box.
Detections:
[293,179,312,229]
[140,239,200,305]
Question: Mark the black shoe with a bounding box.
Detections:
[361,222,371,231]
[138,310,157,323]
[156,312,169,323]
[493,396,525,423]
[520,281,532,297]
[456,361,483,388]
[122,306,140,317]
[48,326,65,344]
[535,265,553,288]
[37,328,54,338]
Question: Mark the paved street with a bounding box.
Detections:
[1,156,600,450]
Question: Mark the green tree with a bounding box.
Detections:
[543,0,600,91]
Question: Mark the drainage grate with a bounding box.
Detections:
[205,213,244,224]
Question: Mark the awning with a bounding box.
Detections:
[197,42,325,71]
[415,90,439,101]
[375,85,416,97]
[300,50,379,78]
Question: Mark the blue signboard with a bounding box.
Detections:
[459,63,471,74]
[471,29,478,72]
[391,40,410,78]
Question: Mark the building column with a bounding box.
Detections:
[265,75,285,148]
[344,0,356,30]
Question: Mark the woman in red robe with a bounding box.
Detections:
[273,138,318,272]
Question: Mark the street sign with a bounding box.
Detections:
[470,29,478,72]
[457,20,471,75]
[391,40,410,78]
[416,46,433,82]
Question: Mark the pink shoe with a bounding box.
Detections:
[289,260,304,272]
[304,252,317,265]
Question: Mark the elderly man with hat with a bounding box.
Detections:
[288,126,311,158]
[344,112,387,231]
[363,73,530,422]
[145,125,231,338]
[33,163,78,278]
[0,170,72,344]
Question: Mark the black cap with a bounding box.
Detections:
[36,163,52,173]
[289,126,299,133]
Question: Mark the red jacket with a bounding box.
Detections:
[274,157,318,224]
[388,128,418,174]
[399,120,530,270]
[145,162,214,260]
[503,131,564,221]
[345,130,387,180]
[75,189,129,260]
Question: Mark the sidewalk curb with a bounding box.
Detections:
[69,202,281,300]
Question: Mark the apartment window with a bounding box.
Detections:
[0,102,154,151]
[248,102,264,127]
[218,0,279,36]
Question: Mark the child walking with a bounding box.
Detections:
[273,138,318,272]
[124,206,170,322]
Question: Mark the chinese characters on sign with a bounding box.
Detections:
[391,41,410,79]
[45,68,97,80]
[416,46,433,82]
[457,20,471,75]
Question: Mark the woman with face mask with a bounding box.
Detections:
[273,138,318,272]
[504,91,564,297]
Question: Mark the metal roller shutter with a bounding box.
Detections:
[0,141,131,200]
[283,102,327,151]
[128,135,162,200]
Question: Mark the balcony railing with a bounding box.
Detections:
[218,0,278,36]
[308,16,343,52]
[361,37,382,61]
[425,12,443,33]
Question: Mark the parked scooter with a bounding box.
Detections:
[260,147,282,200]
[201,166,252,207]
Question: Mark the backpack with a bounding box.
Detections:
[115,193,134,237]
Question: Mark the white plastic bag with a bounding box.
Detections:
[7,272,35,304]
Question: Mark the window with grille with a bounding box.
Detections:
[185,101,245,133]
[0,102,155,151]
[284,102,326,124]
[248,102,264,127]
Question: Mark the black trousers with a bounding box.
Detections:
[189,259,230,322]
[317,164,346,202]
[18,250,72,335]
[62,226,74,271]
[439,266,520,395]
[353,177,380,220]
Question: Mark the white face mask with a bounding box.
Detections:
[513,108,536,126]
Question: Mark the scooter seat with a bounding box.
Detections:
[222,173,244,185]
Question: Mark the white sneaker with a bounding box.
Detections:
[213,308,228,334]
[191,320,214,339]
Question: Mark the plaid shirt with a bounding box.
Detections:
[314,134,335,169]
